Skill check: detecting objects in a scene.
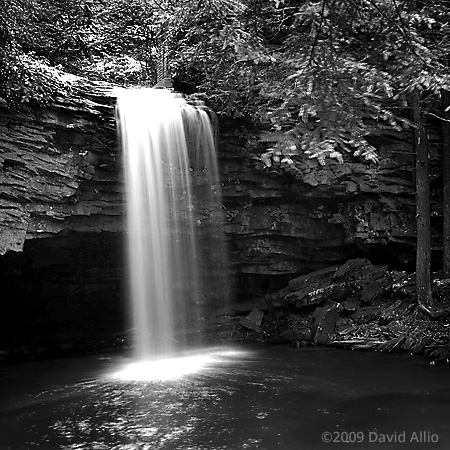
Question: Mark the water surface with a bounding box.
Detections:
[0,346,449,449]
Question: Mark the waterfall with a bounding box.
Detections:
[116,88,230,360]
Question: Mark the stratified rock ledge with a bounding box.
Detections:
[231,259,450,364]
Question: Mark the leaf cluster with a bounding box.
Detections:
[0,0,167,105]
[164,0,450,164]
[1,0,450,165]
[0,0,80,106]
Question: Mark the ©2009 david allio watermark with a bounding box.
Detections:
[321,430,440,444]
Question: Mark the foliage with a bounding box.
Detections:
[80,0,167,85]
[0,0,76,106]
[161,0,450,164]
[0,52,72,107]
[0,0,163,105]
[1,0,450,164]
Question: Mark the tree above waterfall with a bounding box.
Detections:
[1,0,450,164]
[163,0,450,165]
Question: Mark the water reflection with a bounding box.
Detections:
[0,346,450,449]
[111,348,246,381]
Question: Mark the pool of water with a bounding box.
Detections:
[0,345,449,449]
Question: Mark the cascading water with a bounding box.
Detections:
[116,88,230,361]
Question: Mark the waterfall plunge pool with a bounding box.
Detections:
[0,345,449,449]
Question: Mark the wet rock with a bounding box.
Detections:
[275,314,312,343]
[377,335,407,352]
[281,328,312,342]
[332,259,391,305]
[333,258,372,279]
[246,309,264,326]
[351,306,383,324]
[410,339,426,355]
[343,299,359,313]
[271,265,352,309]
[239,317,264,333]
[378,299,403,325]
[270,259,392,312]
[239,308,265,333]
[360,278,387,304]
[312,301,344,345]
[284,281,351,309]
[0,81,121,256]
[289,265,339,290]
[220,116,438,288]
[334,259,388,287]
[386,320,409,336]
[0,86,440,274]
[0,83,432,306]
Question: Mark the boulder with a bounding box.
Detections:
[238,308,265,334]
[268,259,391,311]
[312,301,344,345]
[351,306,384,324]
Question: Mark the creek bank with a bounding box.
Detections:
[2,256,450,364]
[231,258,450,364]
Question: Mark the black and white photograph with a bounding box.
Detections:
[0,0,449,448]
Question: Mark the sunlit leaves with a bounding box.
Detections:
[1,0,92,105]
[1,0,450,160]
[178,0,450,165]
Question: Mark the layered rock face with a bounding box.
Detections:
[219,119,442,299]
[0,80,120,253]
[0,80,125,353]
[0,80,442,354]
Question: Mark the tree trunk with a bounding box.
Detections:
[412,91,433,309]
[442,89,450,277]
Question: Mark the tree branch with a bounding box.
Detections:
[309,0,327,66]
[424,111,450,123]
[365,0,430,69]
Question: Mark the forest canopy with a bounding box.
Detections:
[1,0,450,162]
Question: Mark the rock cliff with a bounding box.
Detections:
[219,118,442,299]
[0,78,443,355]
[0,78,120,254]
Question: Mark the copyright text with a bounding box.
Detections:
[321,430,439,444]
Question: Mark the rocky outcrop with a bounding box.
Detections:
[0,78,120,255]
[1,83,439,271]
[220,118,444,293]
[218,122,427,303]
[232,258,450,363]
[0,77,444,356]
[0,79,125,357]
